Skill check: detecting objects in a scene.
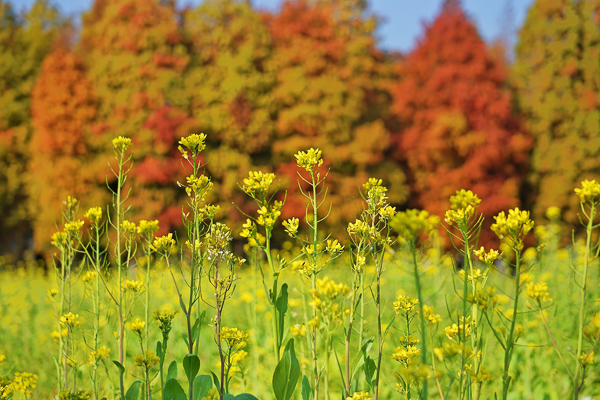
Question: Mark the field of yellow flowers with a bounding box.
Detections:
[0,134,599,400]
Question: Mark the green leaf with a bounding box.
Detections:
[210,371,221,395]
[157,341,163,359]
[272,338,300,400]
[191,311,206,343]
[193,375,212,400]
[234,395,259,400]
[113,360,125,375]
[275,283,289,347]
[125,380,141,400]
[162,378,186,400]
[183,354,201,383]
[223,395,235,400]
[301,376,312,400]
[167,361,178,381]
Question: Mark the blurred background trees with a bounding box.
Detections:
[0,0,597,256]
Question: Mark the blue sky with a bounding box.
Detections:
[9,0,536,53]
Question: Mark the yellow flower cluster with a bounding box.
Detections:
[526,281,552,302]
[51,231,69,248]
[121,220,137,234]
[153,309,178,337]
[0,376,14,399]
[433,342,465,361]
[294,148,323,172]
[64,220,85,234]
[256,202,283,228]
[242,171,276,197]
[584,312,600,339]
[138,220,159,235]
[422,305,442,327]
[282,218,299,237]
[125,279,144,292]
[444,190,481,225]
[458,268,487,283]
[82,271,97,283]
[12,372,37,395]
[130,318,145,335]
[390,209,438,244]
[392,345,421,367]
[491,208,534,251]
[347,219,374,238]
[201,204,221,219]
[179,133,207,155]
[112,136,132,153]
[473,246,502,265]
[134,350,160,369]
[184,174,213,198]
[84,207,103,224]
[88,345,111,365]
[310,277,350,325]
[151,233,176,255]
[346,392,373,400]
[290,324,307,337]
[393,295,419,317]
[60,312,81,328]
[201,389,220,400]
[580,351,594,366]
[574,179,600,203]
[325,239,344,255]
[444,316,473,342]
[220,327,248,348]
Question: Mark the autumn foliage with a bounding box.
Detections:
[390,1,531,226]
[2,0,599,255]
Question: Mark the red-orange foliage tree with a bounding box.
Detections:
[391,1,530,225]
[29,48,99,253]
[79,0,193,234]
[266,0,407,228]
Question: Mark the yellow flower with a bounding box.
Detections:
[391,210,438,244]
[51,231,69,248]
[242,171,276,196]
[84,207,103,224]
[220,327,248,348]
[282,218,299,237]
[422,305,442,327]
[290,324,307,337]
[491,208,534,251]
[134,350,160,369]
[179,133,207,154]
[575,179,600,203]
[473,246,502,265]
[112,136,132,153]
[130,318,145,336]
[326,239,344,255]
[138,220,160,235]
[201,389,220,400]
[121,220,137,234]
[12,372,37,395]
[125,279,144,292]
[0,376,14,399]
[59,312,81,328]
[64,220,85,234]
[444,317,473,342]
[392,345,421,366]
[347,392,373,400]
[393,295,419,316]
[88,345,111,365]
[151,233,176,255]
[526,281,552,302]
[444,189,481,225]
[153,309,178,337]
[580,351,594,366]
[82,271,97,283]
[294,148,323,172]
[201,204,221,219]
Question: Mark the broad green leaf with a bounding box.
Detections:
[193,375,212,400]
[275,283,289,347]
[167,361,178,381]
[163,378,186,400]
[183,354,201,383]
[272,338,300,400]
[234,394,259,400]
[125,380,141,400]
[113,360,125,375]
